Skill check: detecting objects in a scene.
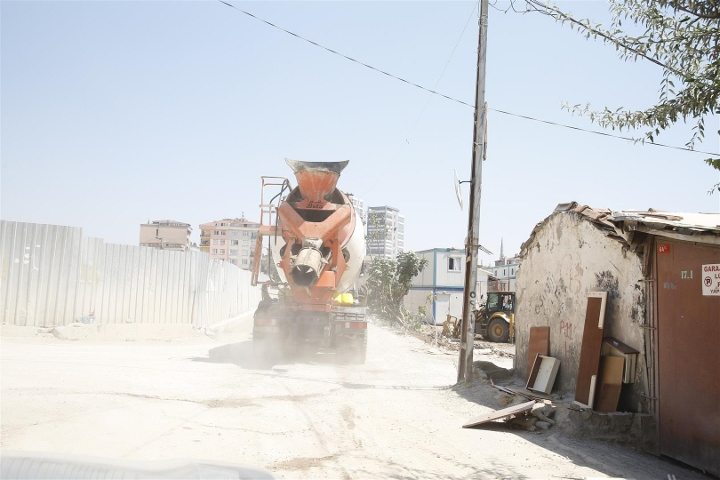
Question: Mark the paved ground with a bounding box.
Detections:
[0,320,708,479]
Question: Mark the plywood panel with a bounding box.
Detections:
[462,400,536,428]
[574,292,607,407]
[527,326,550,373]
[595,356,624,413]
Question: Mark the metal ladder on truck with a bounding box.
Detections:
[251,176,290,287]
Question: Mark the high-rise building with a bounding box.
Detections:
[366,206,405,259]
[139,220,191,251]
[199,217,259,269]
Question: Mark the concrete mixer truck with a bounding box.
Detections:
[250,159,368,362]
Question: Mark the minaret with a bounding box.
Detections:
[500,237,505,261]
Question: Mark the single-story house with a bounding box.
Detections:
[515,202,719,475]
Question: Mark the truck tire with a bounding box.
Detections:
[338,335,367,364]
[486,317,509,343]
[253,333,282,366]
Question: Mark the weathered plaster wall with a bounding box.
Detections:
[516,212,647,409]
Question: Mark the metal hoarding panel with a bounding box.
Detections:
[0,221,259,330]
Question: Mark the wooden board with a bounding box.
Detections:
[595,356,624,413]
[527,326,550,373]
[574,292,607,408]
[462,400,536,428]
[526,354,541,389]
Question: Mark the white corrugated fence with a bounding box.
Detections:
[0,220,260,329]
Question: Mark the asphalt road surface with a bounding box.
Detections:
[1,321,707,479]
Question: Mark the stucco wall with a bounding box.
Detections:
[516,212,647,409]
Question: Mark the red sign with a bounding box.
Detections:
[658,244,671,254]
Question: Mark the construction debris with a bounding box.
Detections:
[462,400,536,429]
[507,402,557,432]
[527,355,560,394]
[442,315,462,338]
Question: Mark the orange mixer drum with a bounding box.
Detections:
[277,160,366,304]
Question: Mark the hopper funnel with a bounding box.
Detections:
[285,159,349,203]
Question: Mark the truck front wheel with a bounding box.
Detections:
[486,318,509,343]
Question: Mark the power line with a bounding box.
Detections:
[489,108,720,156]
[216,0,719,158]
[405,1,478,139]
[217,0,472,108]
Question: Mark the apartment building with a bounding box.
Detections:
[199,217,260,269]
[139,220,191,251]
[366,206,404,259]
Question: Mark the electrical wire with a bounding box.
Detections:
[489,108,720,156]
[405,1,478,141]
[216,0,719,157]
[217,0,472,108]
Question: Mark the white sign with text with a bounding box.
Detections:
[702,264,720,296]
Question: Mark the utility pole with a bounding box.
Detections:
[457,0,489,384]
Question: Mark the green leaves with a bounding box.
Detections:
[526,0,720,179]
[365,252,428,324]
[705,157,720,169]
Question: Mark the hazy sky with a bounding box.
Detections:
[2,0,718,263]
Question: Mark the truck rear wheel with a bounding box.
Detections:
[253,333,283,366]
[337,335,367,364]
[486,317,509,343]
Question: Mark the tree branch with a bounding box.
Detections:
[525,0,693,81]
[673,3,720,19]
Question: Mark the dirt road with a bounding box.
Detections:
[0,321,706,479]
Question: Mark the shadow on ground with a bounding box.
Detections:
[453,362,709,479]
[189,341,346,370]
[189,341,451,393]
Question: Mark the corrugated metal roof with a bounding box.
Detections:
[611,210,720,235]
[520,201,720,258]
